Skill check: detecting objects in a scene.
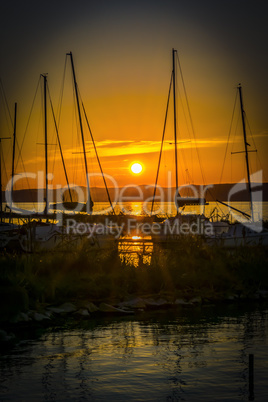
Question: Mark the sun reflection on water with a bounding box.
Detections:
[1,306,268,401]
[118,236,153,267]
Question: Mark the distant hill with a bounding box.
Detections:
[2,182,268,203]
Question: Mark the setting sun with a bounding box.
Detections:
[131,162,143,174]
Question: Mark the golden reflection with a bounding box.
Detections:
[118,236,153,267]
[132,235,142,240]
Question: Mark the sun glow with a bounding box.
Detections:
[131,162,143,174]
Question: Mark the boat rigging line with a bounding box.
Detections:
[47,84,73,203]
[66,51,114,215]
[15,77,40,173]
[81,98,115,215]
[172,49,179,200]
[41,74,48,215]
[67,51,93,214]
[245,114,266,182]
[151,49,207,215]
[219,90,238,185]
[0,78,13,129]
[0,137,10,221]
[9,103,17,217]
[150,72,173,215]
[218,84,259,222]
[237,84,254,220]
[176,52,208,188]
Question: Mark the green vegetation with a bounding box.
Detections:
[0,238,268,322]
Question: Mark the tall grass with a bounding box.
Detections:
[0,238,268,321]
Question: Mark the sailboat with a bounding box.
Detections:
[49,52,114,215]
[0,82,18,227]
[0,102,21,250]
[13,73,66,252]
[151,49,212,244]
[49,52,93,214]
[205,84,268,247]
[16,54,116,252]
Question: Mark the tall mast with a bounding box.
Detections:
[151,73,173,215]
[48,87,73,203]
[67,52,91,213]
[41,74,48,215]
[172,49,179,206]
[0,137,10,222]
[0,139,2,222]
[10,102,17,213]
[238,84,253,221]
[0,139,3,222]
[81,101,115,214]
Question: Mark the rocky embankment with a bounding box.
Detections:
[1,291,268,343]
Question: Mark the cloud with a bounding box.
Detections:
[20,137,229,168]
[252,131,268,139]
[85,140,135,148]
[85,138,228,156]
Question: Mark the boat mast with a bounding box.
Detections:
[48,88,73,203]
[0,139,2,222]
[172,48,179,210]
[150,73,173,215]
[0,137,10,222]
[67,52,91,214]
[238,84,253,221]
[10,102,17,214]
[41,74,49,215]
[81,101,115,214]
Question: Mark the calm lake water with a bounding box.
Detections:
[1,303,268,401]
[6,201,268,222]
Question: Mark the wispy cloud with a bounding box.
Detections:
[88,138,228,157]
[20,137,229,167]
[85,140,135,149]
[251,131,268,139]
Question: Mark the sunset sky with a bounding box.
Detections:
[0,0,267,194]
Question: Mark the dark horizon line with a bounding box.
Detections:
[3,182,267,191]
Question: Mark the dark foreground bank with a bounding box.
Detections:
[0,237,268,334]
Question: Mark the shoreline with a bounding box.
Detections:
[1,296,268,346]
[1,240,268,340]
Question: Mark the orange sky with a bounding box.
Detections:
[0,1,267,194]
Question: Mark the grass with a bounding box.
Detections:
[0,237,268,322]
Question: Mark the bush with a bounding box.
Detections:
[0,239,267,318]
